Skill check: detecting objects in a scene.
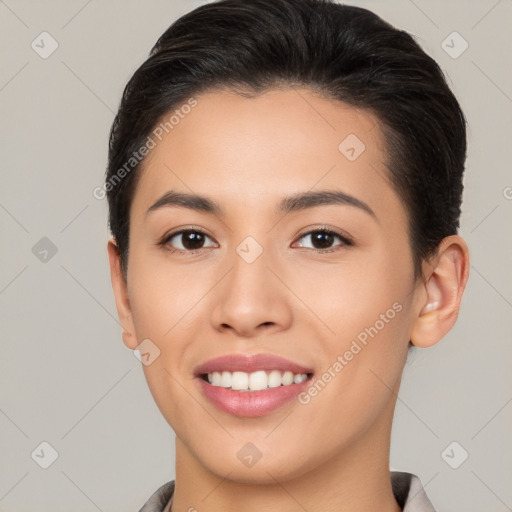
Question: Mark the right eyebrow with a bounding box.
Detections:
[146,191,222,217]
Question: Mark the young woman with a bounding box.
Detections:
[105,1,470,510]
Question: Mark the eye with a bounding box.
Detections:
[293,228,353,252]
[161,229,217,253]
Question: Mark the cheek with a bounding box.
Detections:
[127,252,212,341]
[304,249,412,399]
[299,250,411,338]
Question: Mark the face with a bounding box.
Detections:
[116,88,423,483]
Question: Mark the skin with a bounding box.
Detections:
[108,88,469,512]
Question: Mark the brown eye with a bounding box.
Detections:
[310,231,336,249]
[164,230,216,252]
[295,229,352,251]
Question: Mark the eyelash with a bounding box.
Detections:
[159,227,353,255]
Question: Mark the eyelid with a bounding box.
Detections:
[294,223,354,242]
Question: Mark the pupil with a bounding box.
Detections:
[183,232,204,250]
[313,232,333,249]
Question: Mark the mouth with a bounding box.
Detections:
[194,354,315,417]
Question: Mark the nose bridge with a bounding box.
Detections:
[226,238,274,307]
[210,234,292,335]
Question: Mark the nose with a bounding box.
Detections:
[209,246,293,338]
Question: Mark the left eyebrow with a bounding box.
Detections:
[278,190,376,219]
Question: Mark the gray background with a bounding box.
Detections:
[1,0,511,510]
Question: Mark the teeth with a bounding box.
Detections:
[231,371,248,390]
[206,370,309,391]
[220,371,231,388]
[268,370,282,388]
[282,371,294,386]
[294,373,308,383]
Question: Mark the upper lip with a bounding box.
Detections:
[194,353,314,376]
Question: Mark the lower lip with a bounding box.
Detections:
[196,376,312,417]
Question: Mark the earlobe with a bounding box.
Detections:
[107,237,138,350]
[410,235,470,348]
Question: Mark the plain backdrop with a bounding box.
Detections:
[1,0,511,510]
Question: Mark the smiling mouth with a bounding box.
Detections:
[200,370,314,392]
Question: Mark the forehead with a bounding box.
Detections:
[130,88,403,224]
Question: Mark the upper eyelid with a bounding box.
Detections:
[164,228,218,247]
[295,226,352,240]
[292,229,352,248]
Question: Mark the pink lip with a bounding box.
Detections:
[194,353,313,376]
[197,378,312,417]
[194,353,314,418]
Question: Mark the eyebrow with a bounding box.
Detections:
[145,189,376,219]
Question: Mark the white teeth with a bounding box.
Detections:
[248,370,268,391]
[282,371,294,386]
[294,373,307,383]
[206,370,309,391]
[231,371,248,390]
[211,371,222,386]
[220,371,232,388]
[268,370,282,388]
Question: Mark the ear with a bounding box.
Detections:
[107,237,138,350]
[410,235,470,348]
